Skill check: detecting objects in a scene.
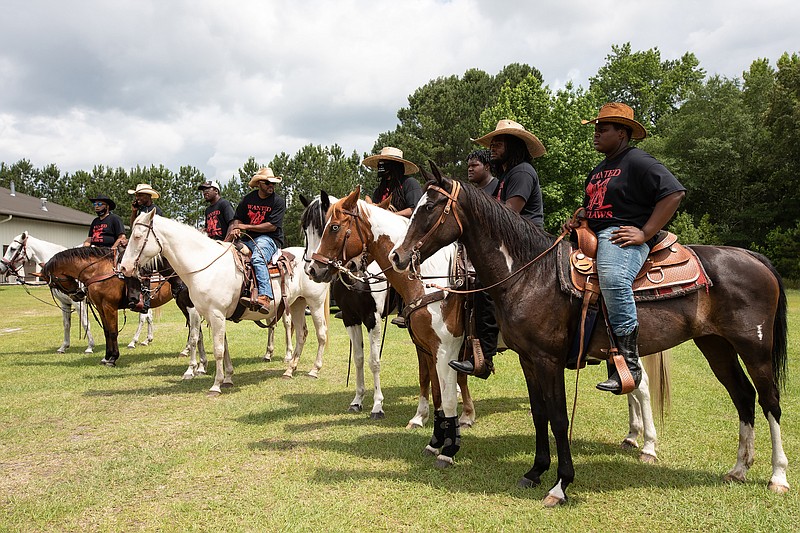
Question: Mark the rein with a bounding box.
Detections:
[1,236,29,274]
[310,204,376,283]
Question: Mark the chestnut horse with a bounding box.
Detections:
[389,167,789,506]
[42,246,198,367]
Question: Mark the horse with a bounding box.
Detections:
[306,187,476,466]
[2,232,95,354]
[389,166,790,505]
[41,245,202,369]
[302,192,476,429]
[119,210,328,393]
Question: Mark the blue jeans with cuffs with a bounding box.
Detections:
[244,234,278,300]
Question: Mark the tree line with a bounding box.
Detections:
[2,43,799,279]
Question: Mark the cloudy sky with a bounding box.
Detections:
[1,0,797,184]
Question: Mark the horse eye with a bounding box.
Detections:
[330,224,340,233]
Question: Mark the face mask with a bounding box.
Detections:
[377,160,389,177]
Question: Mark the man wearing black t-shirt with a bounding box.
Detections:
[450,120,547,379]
[466,149,498,196]
[126,183,164,312]
[84,194,127,249]
[576,103,685,394]
[198,180,235,240]
[228,167,286,313]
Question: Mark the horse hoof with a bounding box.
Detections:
[459,421,474,429]
[723,472,747,484]
[369,411,385,420]
[307,370,320,379]
[100,358,108,364]
[621,438,639,450]
[104,361,116,367]
[57,348,66,354]
[639,453,657,464]
[180,350,189,357]
[348,404,363,413]
[207,391,221,398]
[434,456,454,469]
[263,355,272,362]
[542,494,566,508]
[182,373,195,380]
[84,348,93,354]
[221,382,234,388]
[423,445,438,457]
[406,422,423,430]
[127,342,136,349]
[141,341,150,346]
[517,476,541,489]
[768,482,790,494]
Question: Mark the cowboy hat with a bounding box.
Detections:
[473,119,546,158]
[127,183,160,199]
[88,193,116,211]
[197,180,221,191]
[362,146,419,176]
[248,167,282,187]
[581,102,647,140]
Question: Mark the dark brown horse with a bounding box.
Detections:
[42,247,183,366]
[389,166,789,506]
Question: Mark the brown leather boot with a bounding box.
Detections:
[255,294,272,314]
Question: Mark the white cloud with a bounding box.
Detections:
[1,0,798,183]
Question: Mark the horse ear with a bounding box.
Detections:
[376,194,392,210]
[299,194,310,208]
[320,190,330,212]
[428,160,444,185]
[342,186,360,211]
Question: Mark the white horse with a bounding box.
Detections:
[2,232,95,354]
[120,211,328,393]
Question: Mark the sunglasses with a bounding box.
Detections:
[93,202,106,206]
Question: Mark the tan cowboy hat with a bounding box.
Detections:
[248,167,282,187]
[362,146,419,176]
[127,183,160,199]
[473,119,546,158]
[582,102,648,140]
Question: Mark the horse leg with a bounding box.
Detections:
[346,326,367,414]
[99,305,120,366]
[431,345,461,467]
[207,313,228,395]
[715,335,790,493]
[79,301,95,353]
[282,313,294,364]
[457,372,476,428]
[283,301,307,378]
[626,362,658,463]
[143,309,154,345]
[408,349,430,429]
[306,300,328,379]
[364,321,385,420]
[57,300,71,354]
[263,325,276,362]
[182,308,204,379]
[128,312,146,348]
[694,336,757,484]
[222,334,234,387]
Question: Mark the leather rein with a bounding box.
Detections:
[1,236,29,274]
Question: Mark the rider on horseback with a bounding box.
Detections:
[228,167,286,314]
[126,184,163,312]
[574,103,685,394]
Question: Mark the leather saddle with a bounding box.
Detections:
[230,244,296,326]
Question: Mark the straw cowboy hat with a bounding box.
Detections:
[88,193,116,211]
[473,119,546,158]
[582,102,648,140]
[127,183,160,199]
[362,146,419,176]
[248,167,282,187]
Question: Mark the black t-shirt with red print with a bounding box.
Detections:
[204,198,235,240]
[583,147,685,234]
[234,190,286,247]
[88,213,125,246]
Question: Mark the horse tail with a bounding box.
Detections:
[643,350,672,425]
[748,251,788,392]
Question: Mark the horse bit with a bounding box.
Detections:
[407,180,463,279]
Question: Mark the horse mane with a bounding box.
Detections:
[448,179,556,266]
[300,196,326,236]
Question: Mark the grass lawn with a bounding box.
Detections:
[0,284,798,532]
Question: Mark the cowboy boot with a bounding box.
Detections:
[449,356,494,380]
[597,326,642,394]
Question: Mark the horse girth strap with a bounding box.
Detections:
[414,181,463,253]
[402,290,449,358]
[83,271,119,286]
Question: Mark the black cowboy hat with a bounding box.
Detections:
[88,193,117,211]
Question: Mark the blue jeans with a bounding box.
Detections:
[595,227,649,337]
[244,234,278,300]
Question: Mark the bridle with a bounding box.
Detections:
[1,236,29,275]
[310,204,372,279]
[130,219,164,273]
[407,180,463,278]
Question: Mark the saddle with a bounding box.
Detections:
[230,244,296,326]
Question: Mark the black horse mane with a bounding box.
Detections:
[439,178,556,266]
[300,196,325,236]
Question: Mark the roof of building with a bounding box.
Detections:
[0,186,94,227]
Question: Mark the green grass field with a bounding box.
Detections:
[0,284,798,532]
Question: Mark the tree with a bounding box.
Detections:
[590,43,705,133]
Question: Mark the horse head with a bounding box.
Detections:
[306,186,372,284]
[390,161,463,273]
[300,191,338,267]
[1,231,30,277]
[120,209,161,277]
